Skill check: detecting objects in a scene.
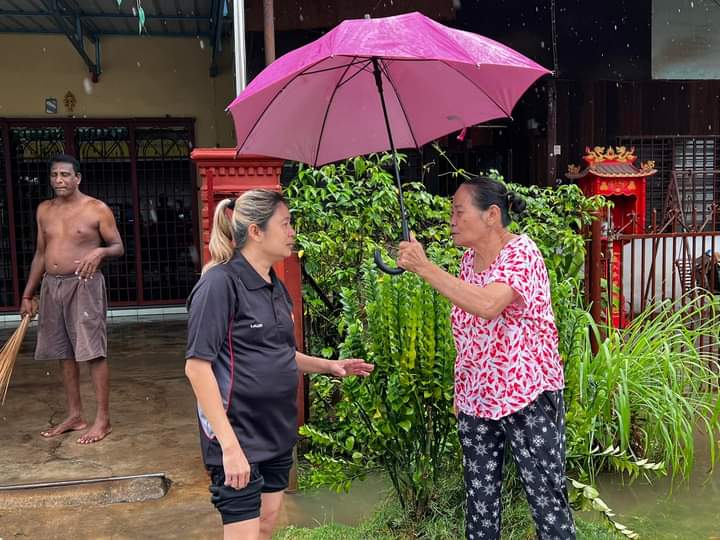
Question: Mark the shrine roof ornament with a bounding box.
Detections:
[566,146,657,179]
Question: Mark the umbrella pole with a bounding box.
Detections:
[372,57,408,275]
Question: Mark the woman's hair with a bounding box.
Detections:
[461,175,527,227]
[203,189,287,273]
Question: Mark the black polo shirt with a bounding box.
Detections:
[185,253,298,466]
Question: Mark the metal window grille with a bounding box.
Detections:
[617,135,720,231]
[136,126,198,303]
[75,126,138,303]
[0,127,15,308]
[10,127,64,300]
[0,120,198,312]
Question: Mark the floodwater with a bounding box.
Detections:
[589,431,720,539]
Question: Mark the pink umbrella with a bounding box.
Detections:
[227,11,550,273]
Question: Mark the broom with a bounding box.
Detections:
[0,302,36,405]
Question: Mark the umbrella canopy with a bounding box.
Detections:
[227,11,550,167]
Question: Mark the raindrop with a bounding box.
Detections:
[83,77,93,95]
[299,13,304,22]
[132,6,137,15]
[199,39,205,50]
[42,47,47,53]
[690,1,694,7]
[137,61,142,67]
[613,24,617,30]
[709,124,713,131]
[540,40,545,48]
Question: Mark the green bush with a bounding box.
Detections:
[289,154,720,539]
[301,267,457,517]
[286,154,458,443]
[286,154,455,359]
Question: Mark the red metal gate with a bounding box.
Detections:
[587,208,719,358]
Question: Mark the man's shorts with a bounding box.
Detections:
[35,273,108,362]
[207,448,293,525]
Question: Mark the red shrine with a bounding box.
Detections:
[567,146,657,327]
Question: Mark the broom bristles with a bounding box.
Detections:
[0,314,32,405]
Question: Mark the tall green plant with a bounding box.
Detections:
[286,154,455,358]
[301,266,458,517]
[565,295,720,485]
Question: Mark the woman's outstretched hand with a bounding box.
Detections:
[328,359,374,377]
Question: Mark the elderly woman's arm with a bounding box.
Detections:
[398,237,518,320]
[417,262,517,319]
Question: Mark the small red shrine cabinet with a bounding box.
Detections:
[190,149,306,424]
[567,146,656,327]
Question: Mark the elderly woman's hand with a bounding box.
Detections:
[398,234,430,274]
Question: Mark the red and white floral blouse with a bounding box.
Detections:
[451,235,564,420]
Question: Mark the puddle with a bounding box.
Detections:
[281,474,388,528]
[592,432,720,539]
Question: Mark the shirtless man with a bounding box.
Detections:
[20,154,124,444]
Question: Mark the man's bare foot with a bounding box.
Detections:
[41,416,88,438]
[77,423,112,444]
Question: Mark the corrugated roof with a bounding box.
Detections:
[0,0,217,37]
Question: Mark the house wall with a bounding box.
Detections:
[556,79,720,172]
[0,34,237,148]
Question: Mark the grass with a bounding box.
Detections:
[276,467,622,540]
[274,499,621,540]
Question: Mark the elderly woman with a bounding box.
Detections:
[397,176,575,540]
[185,189,373,540]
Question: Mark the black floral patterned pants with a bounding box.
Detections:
[458,390,576,540]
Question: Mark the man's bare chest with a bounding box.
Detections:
[42,209,100,243]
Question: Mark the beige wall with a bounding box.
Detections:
[0,34,236,148]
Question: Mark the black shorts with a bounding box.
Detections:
[207,448,294,525]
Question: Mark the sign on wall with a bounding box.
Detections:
[45,98,57,114]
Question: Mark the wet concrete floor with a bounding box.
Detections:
[0,317,380,539]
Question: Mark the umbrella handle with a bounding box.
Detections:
[374,249,405,275]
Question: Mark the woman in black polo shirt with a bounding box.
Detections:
[185,189,373,540]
